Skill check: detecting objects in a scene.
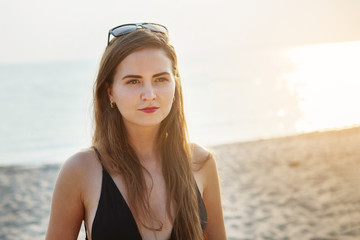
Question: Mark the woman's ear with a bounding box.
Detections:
[105,82,113,102]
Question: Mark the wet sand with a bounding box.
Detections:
[1,127,360,239]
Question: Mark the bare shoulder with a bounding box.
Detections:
[57,148,103,194]
[190,143,219,193]
[60,148,100,177]
[190,143,214,165]
[191,143,227,239]
[46,148,101,239]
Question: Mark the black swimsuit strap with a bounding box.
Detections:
[84,146,105,240]
[85,224,88,240]
[92,146,104,169]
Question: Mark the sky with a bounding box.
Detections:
[1,0,360,63]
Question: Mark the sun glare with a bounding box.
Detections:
[285,41,360,133]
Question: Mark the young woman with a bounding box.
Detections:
[46,23,226,240]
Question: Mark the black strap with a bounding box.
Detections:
[92,146,104,169]
[84,223,88,240]
[84,146,105,240]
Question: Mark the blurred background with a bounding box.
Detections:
[1,0,360,166]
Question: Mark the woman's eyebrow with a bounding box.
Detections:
[122,74,142,80]
[122,72,170,80]
[153,72,170,78]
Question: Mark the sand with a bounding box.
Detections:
[216,126,360,240]
[1,127,360,240]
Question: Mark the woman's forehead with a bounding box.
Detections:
[115,48,173,76]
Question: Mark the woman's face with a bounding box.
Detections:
[108,48,176,130]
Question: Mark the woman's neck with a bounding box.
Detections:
[126,124,160,165]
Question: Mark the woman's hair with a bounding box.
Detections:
[92,29,203,240]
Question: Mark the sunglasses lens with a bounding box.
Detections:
[108,23,168,45]
[143,24,167,34]
[111,25,138,37]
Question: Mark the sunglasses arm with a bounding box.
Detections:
[107,32,111,46]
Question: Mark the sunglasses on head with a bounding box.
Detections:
[107,23,168,46]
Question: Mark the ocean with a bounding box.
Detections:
[0,61,95,166]
[1,41,360,166]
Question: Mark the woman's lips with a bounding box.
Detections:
[139,107,159,113]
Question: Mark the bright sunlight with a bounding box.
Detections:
[285,41,360,133]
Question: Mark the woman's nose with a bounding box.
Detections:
[141,83,156,101]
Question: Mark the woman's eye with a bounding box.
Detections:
[156,77,168,82]
[126,79,140,85]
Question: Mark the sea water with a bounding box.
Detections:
[1,41,360,166]
[0,61,95,166]
[0,57,295,166]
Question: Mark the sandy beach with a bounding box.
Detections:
[1,127,360,240]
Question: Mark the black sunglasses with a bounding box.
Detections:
[107,23,168,46]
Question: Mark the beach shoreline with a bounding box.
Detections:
[1,127,360,239]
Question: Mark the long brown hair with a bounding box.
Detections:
[92,29,203,239]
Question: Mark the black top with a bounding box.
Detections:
[85,147,207,240]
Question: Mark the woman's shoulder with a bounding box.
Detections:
[59,148,102,181]
[190,143,220,199]
[190,143,216,170]
[46,148,102,239]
